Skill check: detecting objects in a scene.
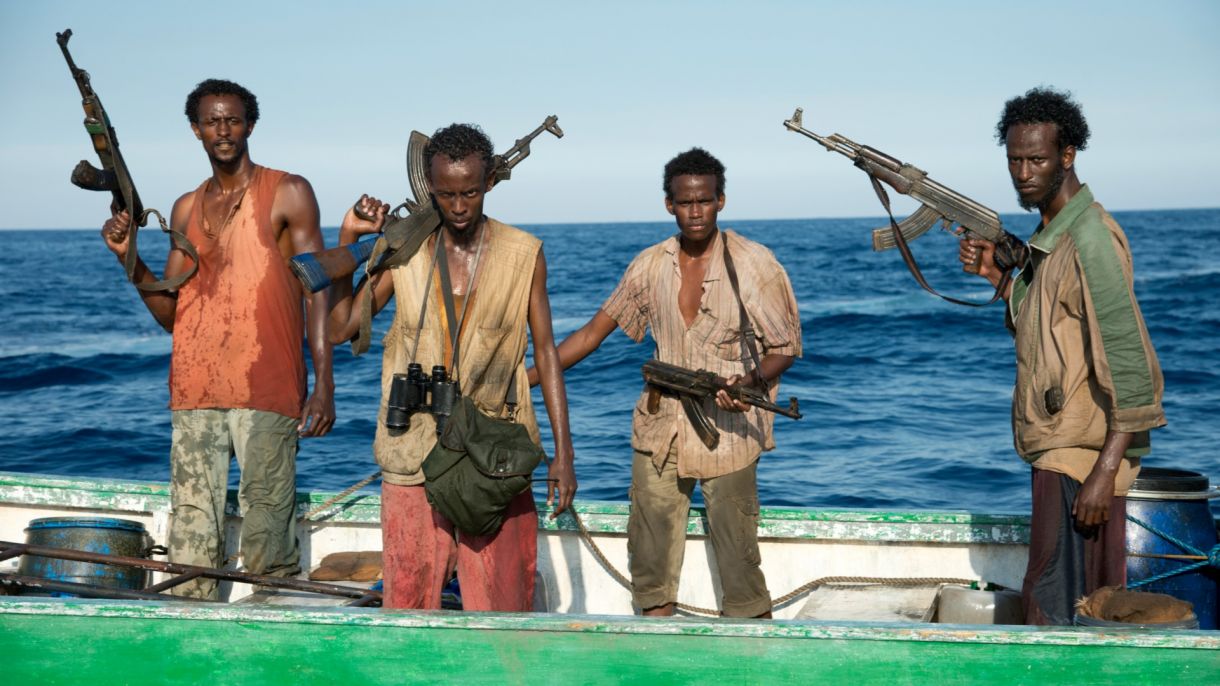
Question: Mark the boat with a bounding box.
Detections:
[0,469,1216,684]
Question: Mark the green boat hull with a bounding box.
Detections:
[1,470,1217,683]
[2,598,1218,685]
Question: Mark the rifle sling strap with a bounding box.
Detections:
[721,236,769,392]
[432,225,520,415]
[865,172,1012,307]
[352,211,442,356]
[126,211,200,293]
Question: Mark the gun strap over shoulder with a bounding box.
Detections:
[351,210,441,356]
[720,235,769,392]
[434,226,487,380]
[865,173,1011,307]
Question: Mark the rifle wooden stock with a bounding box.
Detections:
[783,107,1005,250]
[784,106,1028,307]
[300,116,565,354]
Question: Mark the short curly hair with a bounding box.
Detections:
[184,79,259,125]
[995,87,1090,151]
[663,148,726,198]
[424,123,495,179]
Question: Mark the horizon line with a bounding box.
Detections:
[6,204,1218,232]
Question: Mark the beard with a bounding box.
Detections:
[1017,164,1066,212]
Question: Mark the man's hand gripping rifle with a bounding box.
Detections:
[782,107,1027,306]
[289,115,564,296]
[57,29,198,291]
[290,116,563,355]
[642,360,801,451]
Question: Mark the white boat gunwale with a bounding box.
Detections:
[0,470,1031,544]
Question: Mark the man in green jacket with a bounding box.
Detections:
[960,87,1166,625]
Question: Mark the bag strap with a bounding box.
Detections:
[434,224,523,422]
[434,225,487,385]
[721,233,769,392]
[405,232,446,364]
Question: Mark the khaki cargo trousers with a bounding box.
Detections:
[168,409,301,599]
[627,442,771,617]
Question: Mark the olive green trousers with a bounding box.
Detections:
[627,444,770,617]
[168,409,300,599]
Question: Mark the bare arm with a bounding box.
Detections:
[527,248,578,517]
[715,353,796,412]
[1072,429,1133,528]
[328,195,395,345]
[100,193,196,332]
[274,175,334,437]
[526,309,619,387]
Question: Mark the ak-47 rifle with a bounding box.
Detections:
[57,29,197,291]
[641,360,801,451]
[290,116,564,294]
[289,116,564,355]
[782,107,1026,306]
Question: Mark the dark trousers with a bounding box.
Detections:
[1022,469,1127,625]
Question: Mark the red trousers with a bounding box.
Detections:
[380,482,537,611]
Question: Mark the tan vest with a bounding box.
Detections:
[373,218,542,486]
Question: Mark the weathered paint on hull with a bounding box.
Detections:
[1,598,1217,685]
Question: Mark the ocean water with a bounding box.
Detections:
[1,208,1217,515]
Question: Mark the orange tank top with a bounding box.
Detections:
[169,165,306,418]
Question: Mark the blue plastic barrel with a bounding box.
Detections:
[1126,468,1220,630]
[17,517,152,594]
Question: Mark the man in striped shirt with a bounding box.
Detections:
[960,88,1166,625]
[531,148,802,618]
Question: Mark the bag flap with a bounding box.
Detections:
[422,441,466,482]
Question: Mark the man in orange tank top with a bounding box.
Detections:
[101,79,334,599]
[328,124,577,610]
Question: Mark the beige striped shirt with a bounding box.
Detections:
[602,229,802,479]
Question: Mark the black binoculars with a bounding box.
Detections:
[386,363,458,434]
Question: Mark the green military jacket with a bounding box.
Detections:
[1007,185,1166,462]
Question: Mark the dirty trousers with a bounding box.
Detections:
[168,409,301,599]
[380,482,537,611]
[628,445,771,617]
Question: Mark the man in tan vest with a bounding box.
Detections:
[101,79,335,599]
[329,123,577,610]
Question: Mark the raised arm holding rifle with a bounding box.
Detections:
[96,73,334,600]
[783,107,1028,306]
[528,148,802,619]
[58,28,198,293]
[304,116,563,354]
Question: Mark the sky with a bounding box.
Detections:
[1,0,1217,229]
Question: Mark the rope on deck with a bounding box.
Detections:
[571,509,978,617]
[1125,513,1220,589]
[300,470,383,523]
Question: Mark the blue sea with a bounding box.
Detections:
[2,209,1217,515]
